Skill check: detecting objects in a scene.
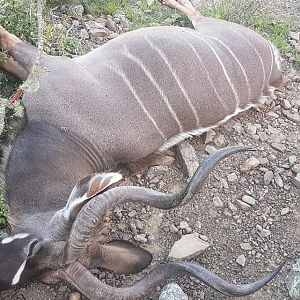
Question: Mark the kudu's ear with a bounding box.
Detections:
[62,172,122,220]
[98,240,152,275]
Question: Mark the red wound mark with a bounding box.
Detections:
[8,89,24,106]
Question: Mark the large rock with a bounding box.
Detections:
[169,233,210,259]
[176,141,199,178]
[287,258,300,299]
[159,283,188,300]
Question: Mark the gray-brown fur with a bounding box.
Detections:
[0,0,284,298]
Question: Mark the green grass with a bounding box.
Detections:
[252,15,293,54]
[43,23,84,56]
[202,2,296,60]
[70,0,125,16]
[0,187,8,228]
[125,1,191,30]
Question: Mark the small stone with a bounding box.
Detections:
[58,286,67,292]
[85,20,105,30]
[169,233,210,259]
[258,157,269,165]
[233,122,243,133]
[223,208,232,217]
[134,234,148,243]
[236,200,251,211]
[274,173,284,187]
[284,112,300,123]
[292,164,300,173]
[260,229,271,238]
[227,172,238,182]
[205,129,216,144]
[79,29,89,39]
[236,254,246,267]
[291,173,300,189]
[199,291,205,299]
[256,224,263,231]
[264,170,274,185]
[266,111,279,118]
[271,142,286,153]
[213,196,223,208]
[129,223,137,235]
[241,195,256,206]
[199,234,208,242]
[105,19,118,32]
[205,145,217,154]
[289,31,300,41]
[170,224,179,233]
[179,221,189,230]
[95,17,107,26]
[244,157,260,170]
[282,99,292,109]
[69,292,81,300]
[159,283,188,300]
[289,155,297,165]
[215,134,226,146]
[246,124,257,135]
[220,178,229,189]
[228,201,238,212]
[258,131,269,141]
[128,210,137,217]
[240,242,252,251]
[281,207,290,216]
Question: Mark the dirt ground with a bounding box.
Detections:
[0,1,300,300]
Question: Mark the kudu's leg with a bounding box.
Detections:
[0,56,29,80]
[0,25,37,78]
[0,26,20,50]
[161,0,203,27]
[124,149,174,174]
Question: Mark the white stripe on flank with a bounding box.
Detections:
[1,233,29,244]
[123,46,186,130]
[205,35,251,102]
[186,30,240,107]
[181,34,229,113]
[229,28,266,91]
[267,41,274,82]
[144,36,199,129]
[12,260,27,285]
[270,43,281,70]
[106,63,166,140]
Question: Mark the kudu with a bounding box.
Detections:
[0,0,284,298]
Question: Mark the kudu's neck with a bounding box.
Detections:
[5,121,115,227]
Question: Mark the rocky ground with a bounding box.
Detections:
[0,1,300,300]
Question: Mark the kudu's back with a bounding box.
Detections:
[22,18,282,163]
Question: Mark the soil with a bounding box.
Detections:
[0,1,300,300]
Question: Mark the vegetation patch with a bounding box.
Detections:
[0,187,8,228]
[201,0,299,65]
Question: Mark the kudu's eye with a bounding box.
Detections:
[27,240,39,257]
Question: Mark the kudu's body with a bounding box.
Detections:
[0,1,284,298]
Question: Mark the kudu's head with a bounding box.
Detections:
[0,147,284,299]
[0,233,43,289]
